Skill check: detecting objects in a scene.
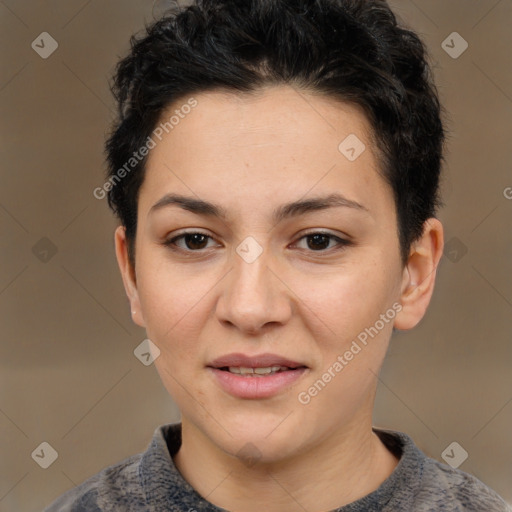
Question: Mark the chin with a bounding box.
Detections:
[227,435,299,466]
[204,410,308,461]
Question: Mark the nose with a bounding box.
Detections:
[215,239,292,336]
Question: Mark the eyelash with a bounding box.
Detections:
[163,230,352,255]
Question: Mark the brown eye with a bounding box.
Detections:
[164,231,215,252]
[182,233,209,250]
[306,233,331,251]
[295,231,350,252]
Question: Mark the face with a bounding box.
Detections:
[117,85,412,463]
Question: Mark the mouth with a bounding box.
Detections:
[216,365,305,376]
[207,353,309,399]
[208,352,307,370]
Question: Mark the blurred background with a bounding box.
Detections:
[1,1,511,510]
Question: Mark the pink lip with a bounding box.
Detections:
[207,352,308,399]
[208,352,306,369]
[208,367,308,399]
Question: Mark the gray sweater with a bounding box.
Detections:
[44,423,511,511]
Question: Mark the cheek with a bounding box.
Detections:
[135,263,204,361]
[293,271,397,411]
[295,261,398,342]
[138,266,206,400]
[136,247,210,324]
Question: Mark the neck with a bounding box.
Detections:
[173,414,399,511]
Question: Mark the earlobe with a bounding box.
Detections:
[114,225,146,327]
[394,218,444,331]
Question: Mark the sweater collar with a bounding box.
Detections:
[138,423,424,511]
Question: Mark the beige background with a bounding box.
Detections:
[1,1,511,510]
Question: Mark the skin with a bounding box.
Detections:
[114,85,444,511]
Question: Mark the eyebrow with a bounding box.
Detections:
[149,192,368,224]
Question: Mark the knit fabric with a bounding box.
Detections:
[44,423,511,512]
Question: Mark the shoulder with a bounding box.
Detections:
[43,452,146,511]
[373,428,510,512]
[416,456,511,511]
[43,424,180,511]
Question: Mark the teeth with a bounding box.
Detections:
[254,367,273,375]
[228,366,289,375]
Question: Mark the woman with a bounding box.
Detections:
[45,0,511,510]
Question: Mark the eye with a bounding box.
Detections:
[293,231,351,252]
[163,230,351,254]
[163,231,218,252]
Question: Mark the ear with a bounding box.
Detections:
[114,225,146,327]
[394,218,444,330]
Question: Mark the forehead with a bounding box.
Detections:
[154,86,375,153]
[137,85,391,221]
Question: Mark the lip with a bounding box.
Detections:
[208,367,308,399]
[208,352,306,369]
[207,352,309,399]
